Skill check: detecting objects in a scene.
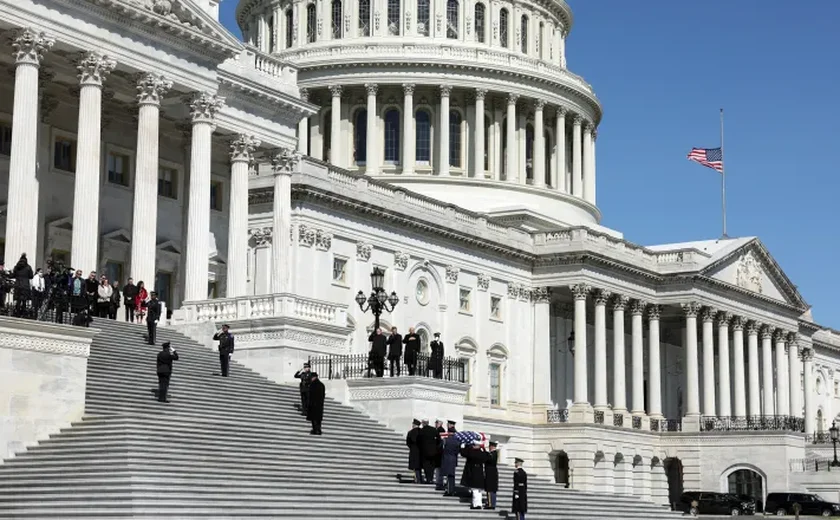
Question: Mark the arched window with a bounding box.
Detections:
[306,4,317,43]
[525,123,534,182]
[268,16,276,52]
[285,9,294,48]
[727,469,764,509]
[538,21,544,57]
[388,0,400,35]
[474,3,486,43]
[354,109,367,164]
[446,0,459,39]
[323,111,332,162]
[384,109,401,163]
[417,0,430,36]
[499,9,509,48]
[520,15,528,53]
[416,109,431,162]
[359,0,371,36]
[332,0,343,38]
[449,110,462,168]
[484,119,491,171]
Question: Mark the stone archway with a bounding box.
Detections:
[632,455,647,500]
[613,453,632,495]
[650,456,669,506]
[664,457,684,510]
[722,464,766,513]
[554,451,570,488]
[593,451,610,493]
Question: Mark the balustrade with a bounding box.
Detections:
[699,415,804,433]
[547,409,569,423]
[178,293,348,326]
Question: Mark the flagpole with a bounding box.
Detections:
[720,108,727,238]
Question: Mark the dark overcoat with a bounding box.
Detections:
[429,340,444,371]
[402,333,420,363]
[306,379,326,423]
[386,333,403,359]
[368,332,387,358]
[512,468,528,513]
[460,447,488,489]
[418,425,439,462]
[434,426,446,468]
[484,450,499,493]
[405,427,422,470]
[441,432,460,476]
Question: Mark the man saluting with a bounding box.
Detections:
[512,457,528,520]
[213,324,234,377]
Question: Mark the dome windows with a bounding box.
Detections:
[332,0,343,39]
[354,109,367,165]
[387,0,401,35]
[446,0,459,39]
[499,9,509,48]
[306,4,317,43]
[417,0,430,36]
[384,109,401,163]
[474,3,486,43]
[449,110,462,168]
[359,0,371,36]
[520,15,529,54]
[284,8,293,48]
[415,110,432,162]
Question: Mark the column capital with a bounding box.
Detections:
[681,301,701,318]
[787,332,800,346]
[570,284,589,301]
[475,88,487,101]
[584,120,596,133]
[592,128,598,141]
[271,147,301,175]
[773,329,787,342]
[760,325,773,340]
[364,83,378,96]
[299,87,310,101]
[329,85,343,97]
[731,316,745,331]
[507,93,519,105]
[249,227,273,247]
[402,83,415,96]
[716,311,732,327]
[800,347,814,362]
[572,114,583,126]
[188,91,225,124]
[12,28,54,67]
[534,99,546,111]
[647,304,661,321]
[557,106,568,118]
[746,321,760,336]
[439,84,452,97]
[532,287,550,304]
[631,299,647,316]
[593,289,611,306]
[701,307,717,323]
[76,52,116,87]
[230,134,261,163]
[136,73,172,107]
[612,294,630,312]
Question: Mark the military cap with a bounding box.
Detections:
[412,419,421,426]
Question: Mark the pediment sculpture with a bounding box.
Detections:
[735,250,763,294]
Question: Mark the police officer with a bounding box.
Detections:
[484,441,499,509]
[294,362,314,415]
[441,420,459,496]
[143,291,162,345]
[429,332,444,379]
[512,457,528,519]
[156,342,179,403]
[213,324,235,377]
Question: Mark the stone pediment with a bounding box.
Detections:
[701,239,806,309]
[102,229,132,243]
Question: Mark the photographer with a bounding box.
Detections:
[213,324,235,377]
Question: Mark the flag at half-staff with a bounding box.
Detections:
[687,147,723,173]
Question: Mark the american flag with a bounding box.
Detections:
[687,147,724,173]
[441,431,489,446]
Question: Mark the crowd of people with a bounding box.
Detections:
[404,419,528,517]
[367,326,446,378]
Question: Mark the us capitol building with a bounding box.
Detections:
[0,0,838,511]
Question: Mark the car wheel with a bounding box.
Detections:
[775,509,787,516]
[822,510,832,517]
[689,506,699,516]
[730,507,741,516]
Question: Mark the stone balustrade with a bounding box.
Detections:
[175,293,348,327]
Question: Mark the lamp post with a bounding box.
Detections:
[355,267,399,330]
[830,421,839,467]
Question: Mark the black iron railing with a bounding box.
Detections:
[632,416,642,430]
[547,409,569,423]
[700,415,804,432]
[308,353,466,383]
[806,433,833,444]
[789,458,839,473]
[613,413,624,427]
[594,410,604,425]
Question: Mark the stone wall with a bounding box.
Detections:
[0,317,95,459]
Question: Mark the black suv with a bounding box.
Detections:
[765,492,840,516]
[676,491,756,516]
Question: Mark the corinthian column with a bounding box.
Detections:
[534,100,546,186]
[570,284,589,408]
[788,333,801,418]
[183,92,225,302]
[5,29,54,263]
[612,295,629,417]
[731,317,747,417]
[747,322,761,416]
[554,107,566,192]
[702,307,717,416]
[226,135,260,297]
[682,302,701,417]
[402,84,415,174]
[271,149,298,293]
[593,289,610,411]
[298,87,309,154]
[473,89,486,178]
[802,347,815,435]
[71,52,115,274]
[532,287,552,407]
[648,305,662,418]
[130,73,172,287]
[631,300,645,416]
[364,83,378,174]
[582,122,593,202]
[775,330,789,418]
[760,326,774,416]
[439,85,451,176]
[571,115,582,197]
[329,85,342,166]
[717,312,732,417]
[505,94,518,182]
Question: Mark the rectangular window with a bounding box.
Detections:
[387,0,400,35]
[210,181,223,211]
[53,137,77,173]
[417,0,430,36]
[107,152,131,186]
[0,122,11,156]
[358,0,371,36]
[285,9,294,48]
[489,363,501,406]
[415,111,431,162]
[462,357,471,400]
[103,261,123,285]
[332,257,347,284]
[155,271,173,305]
[459,287,471,313]
[207,281,218,299]
[158,167,178,199]
[490,296,502,320]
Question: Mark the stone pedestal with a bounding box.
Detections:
[334,377,469,433]
[681,414,701,433]
[569,402,594,424]
[0,317,95,459]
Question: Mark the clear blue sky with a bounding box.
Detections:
[219,1,839,327]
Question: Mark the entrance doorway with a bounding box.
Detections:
[554,451,570,488]
[727,468,764,512]
[664,457,683,510]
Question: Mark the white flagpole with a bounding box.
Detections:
[720,108,728,238]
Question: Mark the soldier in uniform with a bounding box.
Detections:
[307,372,325,435]
[441,420,459,496]
[406,419,423,483]
[142,292,162,345]
[155,342,179,403]
[483,441,499,509]
[418,419,439,484]
[213,324,235,377]
[429,332,444,378]
[434,419,446,490]
[460,442,489,510]
[294,362,314,415]
[512,457,528,519]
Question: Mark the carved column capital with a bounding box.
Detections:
[475,88,487,101]
[187,91,225,124]
[329,85,343,98]
[701,307,717,323]
[136,73,172,107]
[402,83,415,96]
[230,134,261,163]
[760,325,773,340]
[570,284,589,301]
[612,294,630,312]
[716,311,732,327]
[439,84,452,97]
[746,321,760,336]
[773,329,787,342]
[731,316,745,331]
[249,227,273,247]
[534,99,546,111]
[364,83,379,96]
[532,287,550,304]
[681,302,701,318]
[631,300,647,316]
[507,93,519,105]
[12,28,54,66]
[76,52,116,87]
[647,304,661,321]
[299,87,310,102]
[270,147,300,175]
[557,106,568,118]
[593,289,611,306]
[572,114,583,126]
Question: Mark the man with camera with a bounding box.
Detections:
[213,324,235,377]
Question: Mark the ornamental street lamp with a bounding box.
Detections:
[355,267,399,330]
[830,421,839,467]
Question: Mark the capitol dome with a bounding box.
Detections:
[236,0,602,230]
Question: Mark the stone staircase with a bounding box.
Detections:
[0,319,684,519]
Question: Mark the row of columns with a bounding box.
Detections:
[568,285,815,432]
[306,84,597,204]
[3,28,296,302]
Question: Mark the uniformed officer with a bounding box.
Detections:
[406,419,423,483]
[429,332,444,378]
[484,441,499,509]
[294,362,314,415]
[213,324,235,377]
[512,457,528,520]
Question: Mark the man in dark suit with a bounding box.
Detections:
[405,419,422,483]
[386,326,403,377]
[156,342,179,403]
[307,372,325,435]
[402,327,421,376]
[434,419,446,490]
[213,324,235,377]
[512,457,528,519]
[368,328,387,377]
[418,419,440,484]
[143,291,162,345]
